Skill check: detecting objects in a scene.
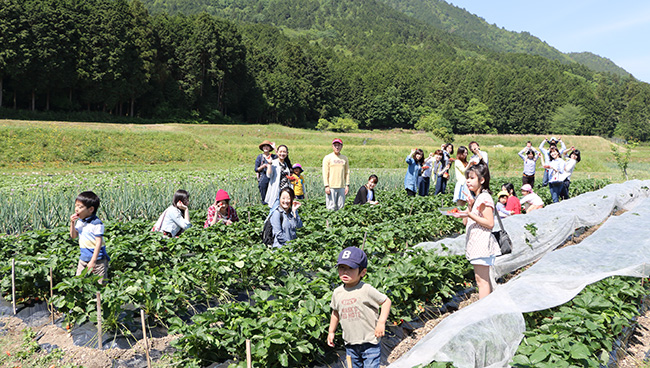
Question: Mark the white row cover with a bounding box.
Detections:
[390,180,650,368]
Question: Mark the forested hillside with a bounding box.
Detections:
[567,52,630,77]
[379,0,571,62]
[1,0,650,140]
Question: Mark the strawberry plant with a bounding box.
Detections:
[511,276,648,367]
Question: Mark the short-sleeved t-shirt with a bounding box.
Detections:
[465,192,501,260]
[75,215,108,262]
[330,282,387,345]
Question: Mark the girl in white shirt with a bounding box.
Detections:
[560,148,581,200]
[153,190,192,237]
[543,146,565,203]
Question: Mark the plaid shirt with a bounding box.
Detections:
[204,205,239,228]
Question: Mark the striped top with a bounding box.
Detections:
[75,215,108,262]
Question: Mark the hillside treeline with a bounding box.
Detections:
[1,0,650,140]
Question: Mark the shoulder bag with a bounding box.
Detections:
[493,213,512,255]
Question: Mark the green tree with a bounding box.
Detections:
[414,111,454,142]
[364,86,413,129]
[316,116,358,132]
[465,98,496,134]
[549,104,583,135]
[0,0,29,108]
[125,0,157,117]
[616,86,650,141]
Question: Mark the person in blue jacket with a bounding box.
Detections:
[404,148,424,196]
[270,187,303,248]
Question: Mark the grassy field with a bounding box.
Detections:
[1,119,648,180]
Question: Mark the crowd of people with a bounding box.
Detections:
[67,136,582,368]
[143,136,580,253]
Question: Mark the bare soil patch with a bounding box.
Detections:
[0,315,177,368]
[616,308,650,367]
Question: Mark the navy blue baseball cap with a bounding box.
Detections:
[337,247,368,269]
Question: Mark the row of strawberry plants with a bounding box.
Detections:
[0,190,463,319]
[168,250,472,367]
[512,276,649,368]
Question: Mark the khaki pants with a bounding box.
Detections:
[326,188,346,211]
[76,258,109,283]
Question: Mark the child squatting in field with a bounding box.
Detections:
[327,246,391,368]
[70,191,109,283]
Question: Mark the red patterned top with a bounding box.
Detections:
[204,205,239,228]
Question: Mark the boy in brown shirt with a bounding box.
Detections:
[327,247,391,368]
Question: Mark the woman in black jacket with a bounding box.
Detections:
[353,175,379,205]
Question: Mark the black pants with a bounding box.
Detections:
[522,174,535,188]
[405,188,416,196]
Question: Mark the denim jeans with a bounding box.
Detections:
[549,181,563,203]
[434,176,447,195]
[346,343,381,368]
[258,176,270,205]
[418,176,430,196]
[560,179,571,200]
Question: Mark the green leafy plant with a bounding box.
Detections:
[610,141,638,180]
[511,277,648,367]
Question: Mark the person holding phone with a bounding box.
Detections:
[270,187,303,248]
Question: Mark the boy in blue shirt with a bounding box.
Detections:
[69,191,109,283]
[327,247,391,368]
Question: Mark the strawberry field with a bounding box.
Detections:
[0,174,614,367]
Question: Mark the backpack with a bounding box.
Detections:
[261,211,283,246]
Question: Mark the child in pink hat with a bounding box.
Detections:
[520,184,544,213]
[204,189,239,227]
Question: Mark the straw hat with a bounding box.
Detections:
[259,140,274,151]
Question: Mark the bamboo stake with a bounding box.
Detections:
[11,258,16,315]
[96,292,102,350]
[361,231,367,251]
[141,309,152,368]
[246,339,252,368]
[346,355,352,368]
[248,211,251,223]
[50,266,54,325]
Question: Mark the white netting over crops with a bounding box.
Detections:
[389,180,650,368]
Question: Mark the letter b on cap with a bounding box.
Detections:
[342,250,351,259]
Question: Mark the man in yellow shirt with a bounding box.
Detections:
[322,138,350,211]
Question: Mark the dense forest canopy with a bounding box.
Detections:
[1,0,649,140]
